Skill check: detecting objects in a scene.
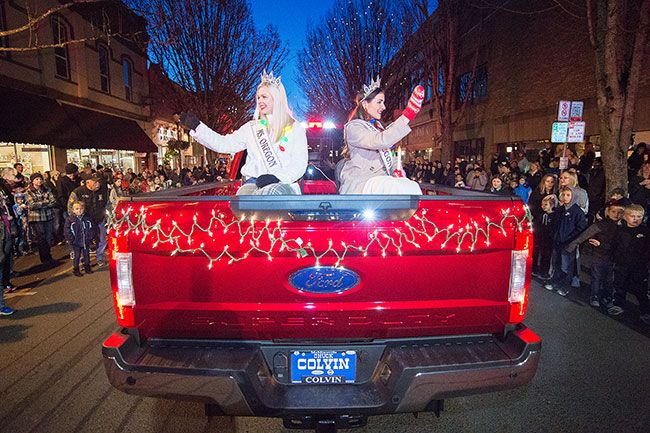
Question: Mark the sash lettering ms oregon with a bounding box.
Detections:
[255,127,280,169]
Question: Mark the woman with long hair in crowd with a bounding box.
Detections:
[338,77,424,194]
[180,70,308,195]
[529,174,558,278]
[529,174,558,219]
[559,170,588,214]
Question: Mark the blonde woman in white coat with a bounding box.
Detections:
[339,78,424,195]
[179,71,308,195]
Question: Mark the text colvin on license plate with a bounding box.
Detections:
[290,350,357,384]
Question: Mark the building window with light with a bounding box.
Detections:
[52,15,71,79]
[123,57,133,101]
[457,64,488,105]
[98,44,110,93]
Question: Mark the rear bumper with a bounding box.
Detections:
[102,325,541,416]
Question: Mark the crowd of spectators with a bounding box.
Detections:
[404,141,650,325]
[1,143,649,323]
[0,159,230,316]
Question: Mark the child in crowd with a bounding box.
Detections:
[608,205,650,324]
[488,177,510,195]
[509,179,519,195]
[565,199,626,308]
[594,188,626,221]
[453,174,466,188]
[514,176,532,203]
[532,194,557,280]
[64,201,97,277]
[12,193,29,256]
[544,186,588,296]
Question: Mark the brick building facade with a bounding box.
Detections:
[384,1,650,164]
[0,0,155,174]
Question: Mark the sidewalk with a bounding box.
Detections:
[537,247,650,337]
[4,244,75,300]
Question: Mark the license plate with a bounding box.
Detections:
[290,350,357,384]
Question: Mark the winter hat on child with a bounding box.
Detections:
[30,173,43,182]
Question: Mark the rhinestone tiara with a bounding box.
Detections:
[260,69,282,88]
[362,75,381,99]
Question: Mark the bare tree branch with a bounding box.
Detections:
[383,0,485,162]
[0,2,76,38]
[135,0,288,139]
[0,0,146,53]
[0,31,144,52]
[297,0,406,122]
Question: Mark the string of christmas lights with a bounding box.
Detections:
[109,205,531,270]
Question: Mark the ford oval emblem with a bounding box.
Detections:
[289,266,360,294]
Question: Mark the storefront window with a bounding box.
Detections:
[0,142,52,174]
[66,148,135,172]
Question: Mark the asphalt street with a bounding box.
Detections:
[1,247,649,433]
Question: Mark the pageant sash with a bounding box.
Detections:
[379,148,394,175]
[368,120,394,175]
[252,122,281,171]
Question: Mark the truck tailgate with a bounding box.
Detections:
[109,194,529,340]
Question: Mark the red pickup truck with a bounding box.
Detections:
[102,181,540,432]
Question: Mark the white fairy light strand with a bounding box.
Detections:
[109,206,531,269]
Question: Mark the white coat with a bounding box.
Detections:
[190,119,308,193]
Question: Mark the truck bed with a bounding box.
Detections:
[107,182,531,340]
[103,182,539,424]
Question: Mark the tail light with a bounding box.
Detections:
[508,228,532,324]
[109,228,135,327]
[115,253,135,306]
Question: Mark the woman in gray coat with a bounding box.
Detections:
[339,77,424,195]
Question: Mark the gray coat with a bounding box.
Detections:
[339,116,411,194]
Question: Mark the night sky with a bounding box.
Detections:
[250,1,437,120]
[251,0,336,120]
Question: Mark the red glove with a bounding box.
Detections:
[402,85,425,121]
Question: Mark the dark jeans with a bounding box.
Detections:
[533,230,553,277]
[550,247,576,288]
[72,246,91,272]
[590,256,613,300]
[612,264,650,314]
[96,222,107,262]
[53,208,64,243]
[13,220,28,255]
[30,220,54,264]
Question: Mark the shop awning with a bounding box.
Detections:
[59,103,157,152]
[0,86,83,147]
[0,86,156,153]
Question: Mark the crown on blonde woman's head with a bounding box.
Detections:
[260,69,282,88]
[362,75,381,100]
